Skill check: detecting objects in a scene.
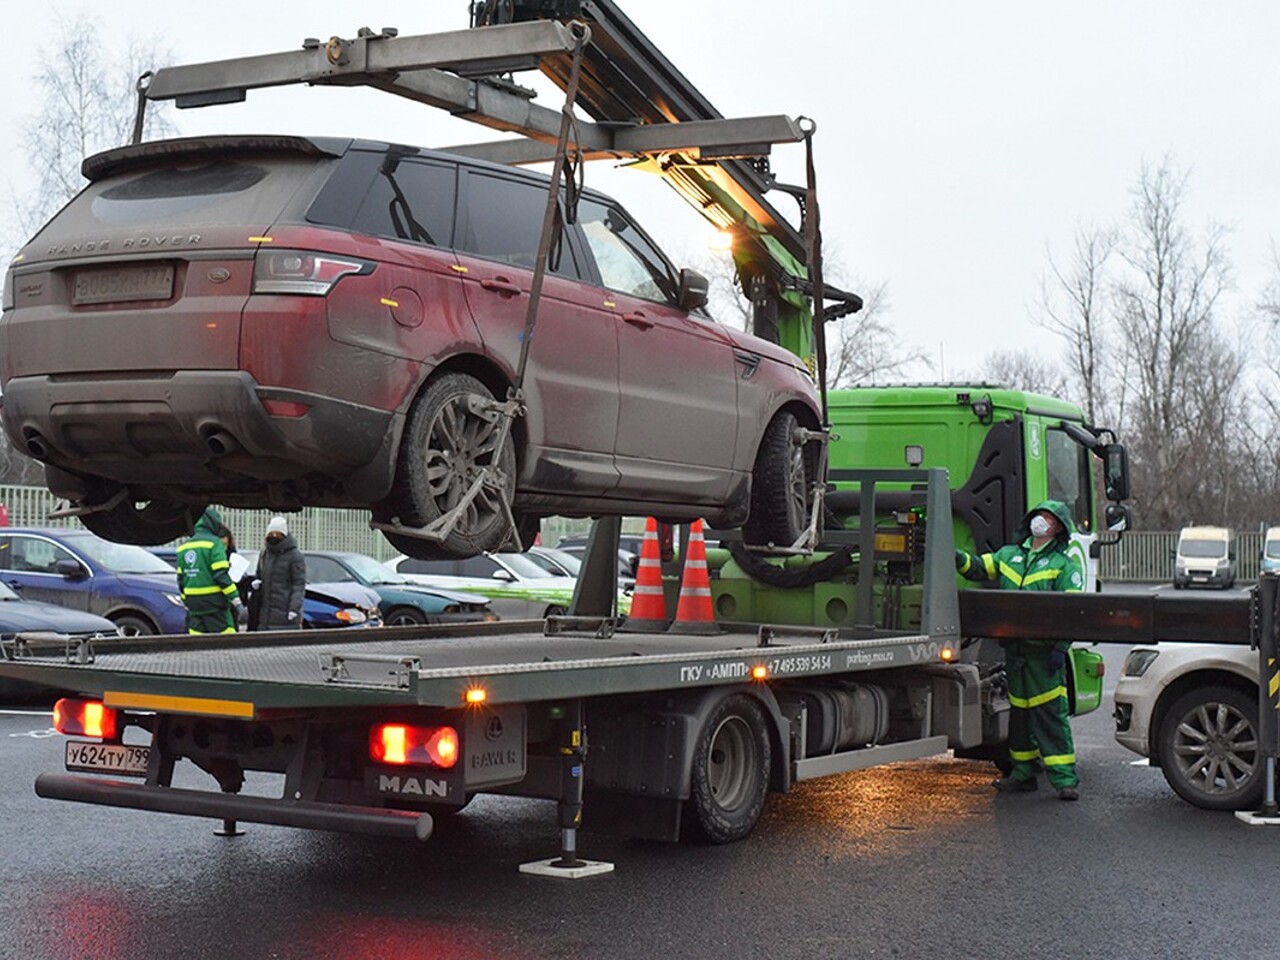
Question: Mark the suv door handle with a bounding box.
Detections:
[622,311,654,330]
[480,277,522,296]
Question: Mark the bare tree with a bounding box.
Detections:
[979,349,1069,398]
[1112,156,1236,527]
[14,15,174,237]
[1038,225,1115,424]
[824,281,930,387]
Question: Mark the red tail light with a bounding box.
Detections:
[369,723,458,768]
[53,698,118,739]
[253,250,372,295]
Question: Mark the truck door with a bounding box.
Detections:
[1038,420,1099,590]
[573,196,738,504]
[453,170,620,496]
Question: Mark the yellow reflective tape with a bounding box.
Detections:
[958,553,971,574]
[104,691,255,719]
[210,561,230,571]
[221,585,238,596]
[182,585,222,596]
[998,561,1023,587]
[1043,753,1076,766]
[982,554,996,579]
[176,540,214,551]
[1010,748,1041,761]
[1022,568,1060,586]
[1009,686,1067,709]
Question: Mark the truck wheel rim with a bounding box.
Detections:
[1171,701,1257,795]
[706,715,754,811]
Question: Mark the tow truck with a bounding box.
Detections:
[2,3,1278,877]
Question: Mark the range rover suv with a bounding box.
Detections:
[1,136,821,558]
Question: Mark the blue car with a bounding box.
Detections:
[0,528,187,635]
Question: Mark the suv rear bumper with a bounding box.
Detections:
[2,371,394,491]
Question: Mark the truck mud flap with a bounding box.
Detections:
[35,773,433,841]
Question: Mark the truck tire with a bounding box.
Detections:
[81,496,203,546]
[383,373,517,560]
[683,694,771,844]
[742,411,812,550]
[1156,684,1263,811]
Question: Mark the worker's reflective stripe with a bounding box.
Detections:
[210,560,230,571]
[1009,748,1041,761]
[1008,685,1067,709]
[221,584,238,596]
[1021,568,1060,586]
[981,554,996,579]
[998,562,1023,587]
[1042,753,1076,767]
[176,540,214,552]
[958,553,971,574]
[182,585,223,596]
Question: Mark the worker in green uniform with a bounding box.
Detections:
[956,499,1084,801]
[175,508,245,634]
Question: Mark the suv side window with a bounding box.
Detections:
[576,196,677,303]
[308,151,456,248]
[305,556,351,582]
[9,536,74,574]
[457,172,579,277]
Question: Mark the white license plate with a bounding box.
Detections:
[65,740,151,776]
[73,264,175,304]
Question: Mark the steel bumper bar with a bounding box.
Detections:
[35,773,433,841]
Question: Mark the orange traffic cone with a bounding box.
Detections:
[669,520,720,635]
[621,517,669,633]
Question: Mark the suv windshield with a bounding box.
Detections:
[65,534,176,574]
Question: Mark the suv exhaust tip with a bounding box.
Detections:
[201,429,239,457]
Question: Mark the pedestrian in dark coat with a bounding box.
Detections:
[253,515,306,630]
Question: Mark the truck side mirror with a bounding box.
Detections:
[677,268,709,311]
[1104,503,1132,533]
[1102,443,1130,501]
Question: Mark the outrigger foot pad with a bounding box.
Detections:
[518,857,614,879]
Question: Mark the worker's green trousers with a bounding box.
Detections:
[1004,640,1078,788]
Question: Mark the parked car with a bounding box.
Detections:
[1261,526,1280,574]
[527,546,582,579]
[1114,641,1261,810]
[0,528,187,635]
[0,579,121,700]
[0,136,821,561]
[386,552,584,620]
[554,535,641,584]
[235,550,383,629]
[300,551,496,626]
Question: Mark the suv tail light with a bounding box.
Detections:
[370,723,458,768]
[253,250,372,295]
[53,698,118,739]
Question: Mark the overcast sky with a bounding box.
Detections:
[3,1,1278,379]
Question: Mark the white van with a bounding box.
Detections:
[1262,526,1280,574]
[1173,526,1236,589]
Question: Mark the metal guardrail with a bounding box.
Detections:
[0,483,1263,579]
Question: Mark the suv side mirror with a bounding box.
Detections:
[1102,443,1130,502]
[677,268,709,311]
[1105,503,1132,533]
[55,558,87,579]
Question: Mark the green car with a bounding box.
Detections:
[301,551,496,626]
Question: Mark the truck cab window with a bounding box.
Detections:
[1045,427,1091,533]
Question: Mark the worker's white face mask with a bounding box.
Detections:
[1029,515,1053,537]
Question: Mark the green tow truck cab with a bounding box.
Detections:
[712,383,1132,724]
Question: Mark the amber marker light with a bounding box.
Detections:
[380,297,399,308]
[465,687,487,704]
[940,647,956,662]
[247,236,273,243]
[751,665,769,681]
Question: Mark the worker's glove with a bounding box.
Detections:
[233,601,249,628]
[954,549,966,571]
[1046,648,1067,673]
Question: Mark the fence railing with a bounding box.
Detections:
[0,483,1256,581]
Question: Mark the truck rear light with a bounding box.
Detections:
[370,723,458,768]
[53,698,118,739]
[252,249,372,295]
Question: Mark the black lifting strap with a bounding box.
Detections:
[800,117,829,428]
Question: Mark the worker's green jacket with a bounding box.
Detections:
[957,536,1084,649]
[175,519,241,614]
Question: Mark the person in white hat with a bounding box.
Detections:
[253,515,306,630]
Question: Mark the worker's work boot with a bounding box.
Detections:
[992,775,1037,793]
[1057,786,1080,801]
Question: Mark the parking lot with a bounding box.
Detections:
[1,636,1275,960]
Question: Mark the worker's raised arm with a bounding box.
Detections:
[955,549,997,582]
